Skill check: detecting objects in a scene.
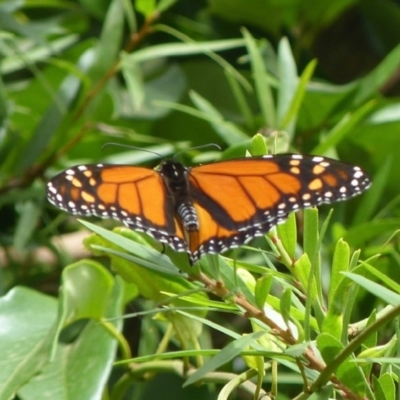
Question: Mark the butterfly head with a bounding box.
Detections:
[159,160,190,191]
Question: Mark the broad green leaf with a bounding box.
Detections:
[18,280,124,400]
[0,288,57,400]
[60,260,115,324]
[82,226,209,334]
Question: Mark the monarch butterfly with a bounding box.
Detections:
[47,154,371,264]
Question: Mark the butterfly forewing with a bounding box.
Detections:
[186,154,371,261]
[47,164,189,253]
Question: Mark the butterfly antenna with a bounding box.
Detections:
[173,143,221,159]
[102,142,163,158]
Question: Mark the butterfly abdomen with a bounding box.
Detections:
[176,202,199,231]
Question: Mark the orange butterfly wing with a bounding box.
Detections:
[186,155,370,261]
[47,155,370,264]
[47,164,188,253]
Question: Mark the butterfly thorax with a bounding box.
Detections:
[159,160,199,232]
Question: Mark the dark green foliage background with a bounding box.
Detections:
[1,0,400,399]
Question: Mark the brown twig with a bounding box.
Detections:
[190,270,367,400]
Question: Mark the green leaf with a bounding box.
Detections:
[91,0,124,80]
[242,28,276,126]
[135,0,155,16]
[184,331,266,387]
[18,279,124,400]
[129,38,247,63]
[344,272,400,306]
[352,155,391,225]
[373,374,391,400]
[60,260,115,324]
[189,91,248,145]
[277,37,297,134]
[15,59,84,173]
[0,35,79,75]
[311,101,375,155]
[358,311,377,379]
[225,70,254,130]
[277,212,297,260]
[0,272,125,400]
[343,219,400,246]
[209,0,293,34]
[250,132,268,156]
[0,288,57,400]
[359,262,400,294]
[254,274,273,310]
[14,200,42,252]
[354,42,400,105]
[328,239,350,307]
[157,0,178,13]
[120,55,145,110]
[307,385,334,400]
[303,208,320,270]
[82,225,209,315]
[317,333,367,396]
[280,288,292,328]
[0,75,8,128]
[279,58,317,136]
[292,253,317,299]
[80,221,179,273]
